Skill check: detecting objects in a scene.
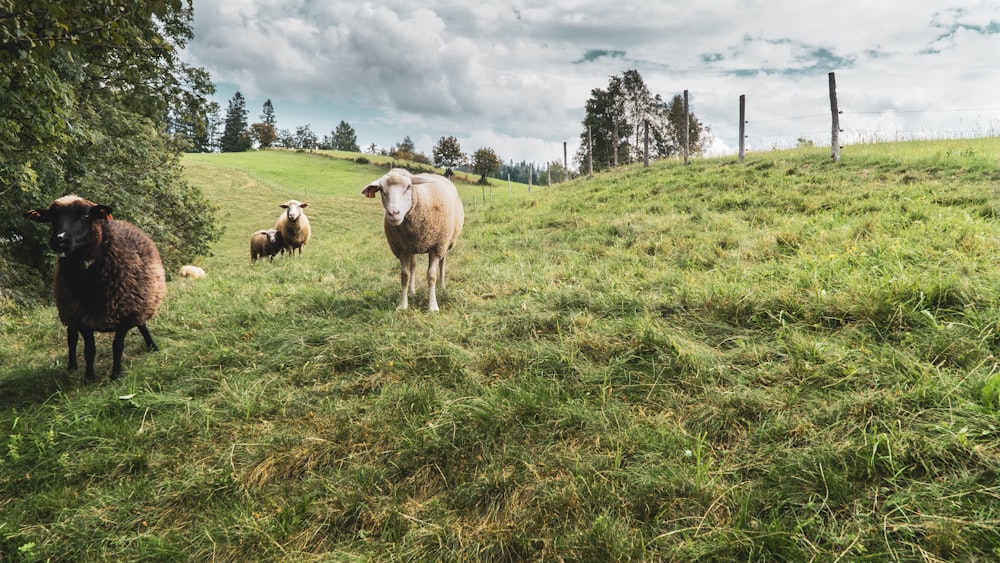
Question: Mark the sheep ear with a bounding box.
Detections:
[24,209,52,223]
[361,184,380,198]
[92,205,113,221]
[299,203,308,208]
[411,176,432,185]
[279,204,289,209]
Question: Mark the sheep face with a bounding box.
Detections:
[280,200,307,222]
[363,171,431,226]
[25,196,112,258]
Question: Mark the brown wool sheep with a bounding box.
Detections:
[25,195,166,381]
[250,228,284,262]
[275,200,310,255]
[362,168,464,312]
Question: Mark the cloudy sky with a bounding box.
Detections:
[182,1,1000,164]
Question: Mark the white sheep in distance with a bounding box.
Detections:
[24,195,166,381]
[276,200,310,255]
[179,265,206,279]
[362,168,464,312]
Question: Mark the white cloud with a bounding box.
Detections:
[183,0,1000,162]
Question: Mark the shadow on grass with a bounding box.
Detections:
[0,366,78,410]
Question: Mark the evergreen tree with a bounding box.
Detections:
[220,91,252,152]
[261,99,276,127]
[331,121,360,152]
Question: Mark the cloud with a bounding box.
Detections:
[183,0,1000,163]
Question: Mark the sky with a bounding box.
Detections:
[181,1,1000,165]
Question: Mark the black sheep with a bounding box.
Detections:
[25,195,167,381]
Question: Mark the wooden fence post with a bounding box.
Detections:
[739,94,746,162]
[829,72,841,162]
[563,142,568,182]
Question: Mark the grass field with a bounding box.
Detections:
[3,140,1000,560]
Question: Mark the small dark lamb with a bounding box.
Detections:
[25,195,167,381]
[250,228,284,262]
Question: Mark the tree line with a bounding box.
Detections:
[211,92,506,185]
[207,68,708,184]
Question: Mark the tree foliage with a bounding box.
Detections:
[0,0,222,306]
[220,91,252,152]
[432,136,466,171]
[293,125,318,151]
[471,147,502,185]
[576,69,710,172]
[329,121,360,152]
[390,136,430,164]
[249,99,278,149]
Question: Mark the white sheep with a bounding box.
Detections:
[179,265,206,279]
[362,168,464,311]
[275,200,310,255]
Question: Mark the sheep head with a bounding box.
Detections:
[279,200,307,222]
[362,168,432,227]
[25,195,113,259]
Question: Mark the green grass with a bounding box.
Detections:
[4,141,1000,560]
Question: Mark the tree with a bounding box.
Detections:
[261,99,276,128]
[471,147,502,185]
[390,135,430,164]
[397,136,416,154]
[331,121,360,152]
[650,94,709,158]
[276,128,295,149]
[250,122,278,150]
[432,136,466,173]
[576,69,709,171]
[294,125,318,150]
[220,92,252,152]
[1,0,222,305]
[250,99,278,149]
[168,66,218,153]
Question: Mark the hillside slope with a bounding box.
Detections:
[3,141,1000,560]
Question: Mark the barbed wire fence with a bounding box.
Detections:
[572,72,1000,175]
[739,72,1000,161]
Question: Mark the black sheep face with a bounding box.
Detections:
[26,198,113,258]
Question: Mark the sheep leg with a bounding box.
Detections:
[408,255,417,292]
[80,328,97,382]
[398,255,413,310]
[111,328,130,380]
[426,252,441,312]
[67,326,79,372]
[439,254,447,289]
[138,324,158,351]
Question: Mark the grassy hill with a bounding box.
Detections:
[3,140,1000,560]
